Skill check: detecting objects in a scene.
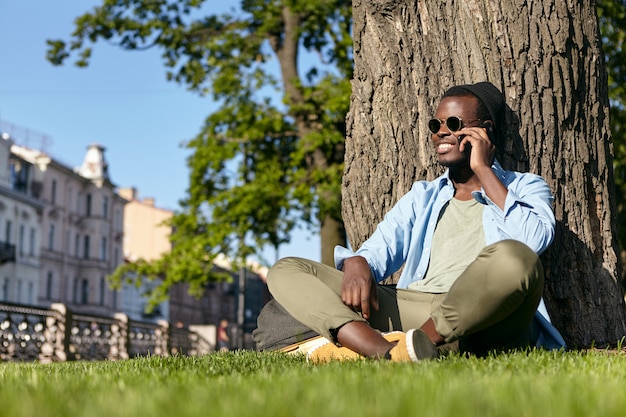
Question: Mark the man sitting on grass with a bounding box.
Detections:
[266,81,565,362]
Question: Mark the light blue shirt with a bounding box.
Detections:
[334,160,566,349]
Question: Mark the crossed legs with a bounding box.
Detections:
[267,240,544,357]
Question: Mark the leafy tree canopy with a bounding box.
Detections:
[47,0,352,304]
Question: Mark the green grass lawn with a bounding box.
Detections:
[0,349,624,417]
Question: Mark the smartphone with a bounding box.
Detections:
[481,121,496,144]
[458,133,471,155]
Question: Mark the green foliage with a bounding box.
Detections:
[2,350,626,417]
[597,0,626,278]
[47,0,353,301]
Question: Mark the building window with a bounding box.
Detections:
[74,233,80,257]
[115,209,121,229]
[19,225,25,256]
[5,220,11,244]
[83,235,90,259]
[29,228,35,256]
[73,278,79,304]
[46,272,53,300]
[1,278,8,301]
[81,279,89,304]
[100,236,107,261]
[48,224,55,251]
[9,158,30,193]
[100,276,106,305]
[86,194,92,217]
[102,196,109,219]
[68,187,73,211]
[16,280,22,303]
[27,282,33,305]
[51,180,57,204]
[114,247,120,267]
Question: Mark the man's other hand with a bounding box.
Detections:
[341,256,379,319]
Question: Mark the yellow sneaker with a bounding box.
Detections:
[282,331,407,363]
[388,329,438,362]
[279,336,326,355]
[279,336,363,362]
[307,338,364,363]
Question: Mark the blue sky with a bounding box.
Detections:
[0,1,320,264]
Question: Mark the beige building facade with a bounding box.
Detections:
[11,143,125,316]
[118,188,171,262]
[116,188,171,322]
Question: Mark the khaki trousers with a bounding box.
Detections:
[267,240,544,354]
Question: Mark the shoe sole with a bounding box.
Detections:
[405,329,438,362]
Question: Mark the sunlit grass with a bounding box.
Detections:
[0,349,624,417]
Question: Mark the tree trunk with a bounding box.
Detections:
[321,214,346,266]
[345,0,626,348]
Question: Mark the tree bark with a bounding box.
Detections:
[346,0,626,347]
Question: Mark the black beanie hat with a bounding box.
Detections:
[452,81,505,128]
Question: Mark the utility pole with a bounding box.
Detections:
[236,265,246,349]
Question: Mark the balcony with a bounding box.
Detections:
[0,241,16,264]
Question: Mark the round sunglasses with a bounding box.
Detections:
[428,116,481,134]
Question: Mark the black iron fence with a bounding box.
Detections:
[0,302,213,363]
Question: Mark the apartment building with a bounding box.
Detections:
[11,143,125,316]
[0,134,43,304]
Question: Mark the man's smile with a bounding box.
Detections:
[435,142,457,154]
